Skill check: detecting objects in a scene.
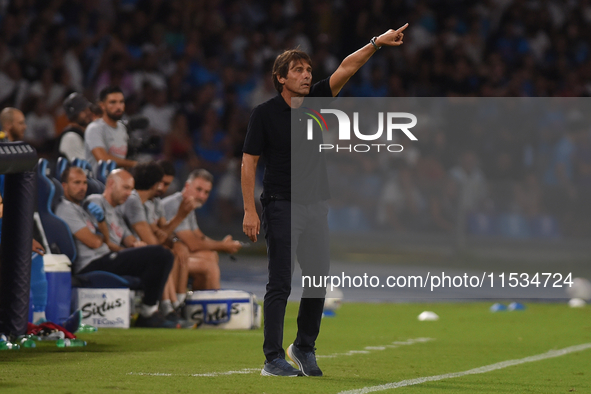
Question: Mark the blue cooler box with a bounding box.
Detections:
[44,255,72,325]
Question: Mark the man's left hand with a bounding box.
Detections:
[376,23,408,47]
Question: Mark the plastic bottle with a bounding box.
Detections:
[0,336,20,350]
[56,338,87,347]
[77,324,98,333]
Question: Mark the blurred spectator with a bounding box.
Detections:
[57,92,93,161]
[95,53,135,99]
[513,172,544,219]
[377,166,427,232]
[24,97,55,153]
[0,59,29,109]
[28,68,67,113]
[193,108,230,176]
[163,111,200,168]
[449,151,488,213]
[141,87,175,135]
[429,178,459,233]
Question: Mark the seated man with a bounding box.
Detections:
[85,169,145,251]
[162,169,242,291]
[55,166,176,328]
[119,161,198,318]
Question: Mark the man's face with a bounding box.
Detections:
[75,108,92,127]
[183,177,212,208]
[156,175,174,197]
[8,110,26,141]
[101,92,125,121]
[63,169,88,204]
[110,173,134,206]
[279,60,312,96]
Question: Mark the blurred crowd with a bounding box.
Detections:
[1,0,591,236]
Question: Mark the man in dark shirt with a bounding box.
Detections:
[57,92,92,161]
[242,25,408,377]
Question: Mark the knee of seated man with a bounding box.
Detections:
[152,245,174,270]
[201,250,218,264]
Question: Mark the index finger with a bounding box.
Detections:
[396,23,409,33]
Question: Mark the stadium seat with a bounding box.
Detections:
[96,159,116,184]
[56,157,69,181]
[71,158,92,173]
[37,158,77,261]
[71,158,105,194]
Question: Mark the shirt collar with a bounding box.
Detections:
[274,94,291,112]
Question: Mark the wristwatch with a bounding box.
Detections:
[172,235,180,243]
[370,36,381,50]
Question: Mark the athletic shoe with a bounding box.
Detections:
[135,311,179,328]
[165,311,195,329]
[260,357,303,377]
[287,344,323,376]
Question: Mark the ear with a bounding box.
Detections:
[277,75,286,85]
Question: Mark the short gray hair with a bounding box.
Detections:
[186,169,213,184]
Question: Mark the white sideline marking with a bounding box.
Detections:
[317,337,433,359]
[128,368,260,378]
[127,338,433,378]
[338,343,591,394]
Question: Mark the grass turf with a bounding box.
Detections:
[1,302,590,394]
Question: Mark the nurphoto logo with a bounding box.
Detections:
[305,109,418,152]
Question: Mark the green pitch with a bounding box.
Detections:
[1,303,590,393]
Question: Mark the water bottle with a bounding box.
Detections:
[77,324,98,333]
[0,336,20,350]
[20,337,37,348]
[56,338,87,347]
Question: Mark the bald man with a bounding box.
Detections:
[55,166,179,328]
[0,107,26,142]
[85,169,146,251]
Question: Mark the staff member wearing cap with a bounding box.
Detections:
[58,92,93,161]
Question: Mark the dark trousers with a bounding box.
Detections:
[262,199,330,362]
[79,245,173,306]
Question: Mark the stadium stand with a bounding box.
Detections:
[2,0,591,238]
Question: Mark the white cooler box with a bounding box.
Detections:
[184,290,261,329]
[73,288,130,329]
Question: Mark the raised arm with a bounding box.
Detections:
[329,24,408,97]
[241,153,260,242]
[158,197,200,236]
